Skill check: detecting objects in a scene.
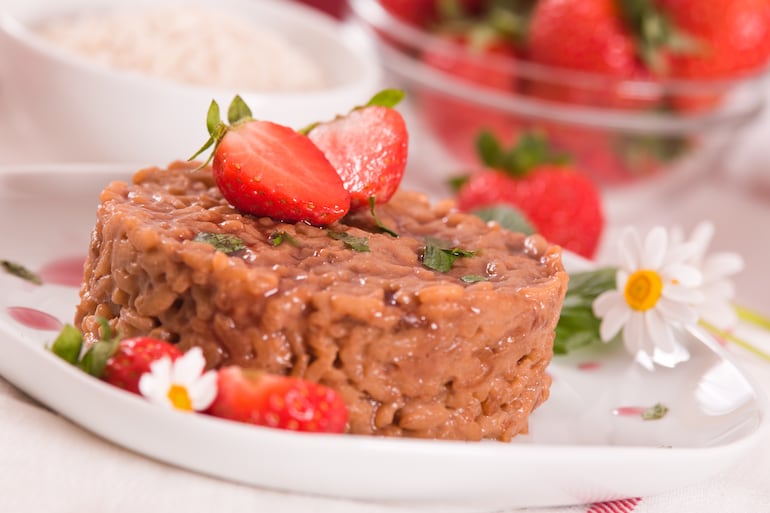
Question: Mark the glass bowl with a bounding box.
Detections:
[349,0,767,202]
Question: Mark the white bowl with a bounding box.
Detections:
[0,0,382,165]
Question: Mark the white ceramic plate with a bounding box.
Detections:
[0,164,766,511]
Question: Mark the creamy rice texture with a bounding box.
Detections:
[37,6,326,91]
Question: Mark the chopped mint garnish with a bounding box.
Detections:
[642,403,669,421]
[369,196,398,237]
[461,274,488,283]
[1,260,42,285]
[472,204,535,234]
[328,231,370,252]
[553,267,619,355]
[422,237,476,273]
[269,231,300,247]
[194,232,246,254]
[49,324,83,364]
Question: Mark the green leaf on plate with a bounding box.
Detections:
[1,259,42,285]
[554,267,619,354]
[49,324,83,365]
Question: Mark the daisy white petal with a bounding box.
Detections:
[657,297,699,326]
[623,312,647,356]
[172,347,207,384]
[641,226,667,269]
[702,253,744,280]
[688,221,715,257]
[189,370,218,411]
[662,282,704,304]
[619,227,643,270]
[593,290,623,317]
[663,263,702,287]
[646,309,676,354]
[698,300,739,330]
[599,303,631,342]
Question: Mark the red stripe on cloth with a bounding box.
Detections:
[586,497,641,513]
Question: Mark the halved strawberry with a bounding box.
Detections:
[304,89,409,209]
[207,367,348,433]
[191,96,351,225]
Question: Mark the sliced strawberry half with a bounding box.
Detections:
[207,367,348,433]
[305,89,409,209]
[191,96,351,226]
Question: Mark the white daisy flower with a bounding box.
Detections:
[593,226,704,369]
[671,221,744,330]
[138,347,218,412]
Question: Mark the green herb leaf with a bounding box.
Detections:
[553,267,619,354]
[1,260,42,285]
[194,232,246,254]
[49,324,83,365]
[364,88,405,109]
[422,237,476,272]
[641,402,669,420]
[472,204,535,234]
[269,231,300,247]
[329,231,370,252]
[461,274,488,283]
[369,197,398,237]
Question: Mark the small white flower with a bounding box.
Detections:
[138,347,218,412]
[593,226,704,369]
[671,221,744,330]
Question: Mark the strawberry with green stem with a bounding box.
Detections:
[50,321,183,395]
[190,96,351,226]
[455,130,605,258]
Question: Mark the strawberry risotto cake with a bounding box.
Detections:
[74,161,567,441]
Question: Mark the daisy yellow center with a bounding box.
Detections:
[167,384,193,411]
[624,269,663,311]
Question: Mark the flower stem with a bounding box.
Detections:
[734,304,770,331]
[700,320,770,363]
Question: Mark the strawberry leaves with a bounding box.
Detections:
[50,318,120,377]
[189,95,254,167]
[476,130,569,177]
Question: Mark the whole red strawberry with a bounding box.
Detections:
[207,367,348,433]
[102,337,183,394]
[190,96,351,226]
[379,0,438,26]
[455,131,604,258]
[526,0,652,107]
[305,90,409,209]
[658,0,770,80]
[528,0,641,77]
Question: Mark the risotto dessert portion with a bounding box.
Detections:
[75,161,568,441]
